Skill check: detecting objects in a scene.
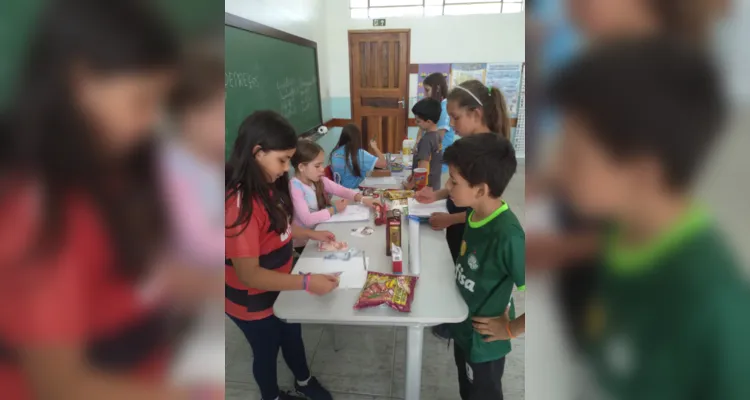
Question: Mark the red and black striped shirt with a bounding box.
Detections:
[225,194,293,321]
[0,181,172,399]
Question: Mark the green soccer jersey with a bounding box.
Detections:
[449,202,526,363]
[584,205,750,400]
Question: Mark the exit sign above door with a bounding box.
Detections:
[373,19,386,27]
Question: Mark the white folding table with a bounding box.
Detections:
[274,217,468,400]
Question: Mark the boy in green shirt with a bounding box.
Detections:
[549,38,750,399]
[442,133,525,400]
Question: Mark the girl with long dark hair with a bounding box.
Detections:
[422,72,456,159]
[225,111,337,400]
[328,123,387,189]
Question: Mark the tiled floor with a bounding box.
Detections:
[225,291,525,400]
[225,165,526,400]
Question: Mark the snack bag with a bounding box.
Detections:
[391,244,403,274]
[383,190,415,201]
[353,271,418,313]
[317,241,349,252]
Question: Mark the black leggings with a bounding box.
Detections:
[454,344,506,400]
[228,314,311,400]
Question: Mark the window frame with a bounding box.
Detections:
[349,0,524,19]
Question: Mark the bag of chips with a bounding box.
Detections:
[353,271,418,313]
[383,190,415,200]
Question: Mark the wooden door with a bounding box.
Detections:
[348,30,410,154]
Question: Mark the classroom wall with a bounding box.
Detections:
[323,0,525,119]
[225,0,525,158]
[317,0,525,157]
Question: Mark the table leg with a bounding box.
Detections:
[404,325,424,400]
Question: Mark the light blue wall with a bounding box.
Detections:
[330,97,352,119]
[317,126,343,159]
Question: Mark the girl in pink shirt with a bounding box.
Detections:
[290,140,379,252]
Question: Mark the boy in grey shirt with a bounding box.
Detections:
[406,98,443,190]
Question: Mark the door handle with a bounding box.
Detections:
[398,98,405,109]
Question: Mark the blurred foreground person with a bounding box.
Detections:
[549,37,750,400]
[566,0,728,44]
[162,38,225,293]
[162,39,225,384]
[0,0,221,398]
[527,0,731,353]
[529,0,730,270]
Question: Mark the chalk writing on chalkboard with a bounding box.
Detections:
[225,71,260,89]
[277,78,297,118]
[298,79,316,113]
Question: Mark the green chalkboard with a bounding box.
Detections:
[224,14,323,159]
[0,0,44,109]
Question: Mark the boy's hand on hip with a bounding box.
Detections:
[472,308,511,342]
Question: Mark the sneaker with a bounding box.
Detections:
[431,324,451,340]
[278,390,307,400]
[294,376,333,400]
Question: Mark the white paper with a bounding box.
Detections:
[407,198,448,217]
[360,176,402,187]
[326,204,371,223]
[294,257,369,289]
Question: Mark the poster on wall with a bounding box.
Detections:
[485,63,523,116]
[513,63,526,158]
[450,63,487,88]
[417,64,451,100]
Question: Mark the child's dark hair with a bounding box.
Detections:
[226,110,298,235]
[649,0,727,45]
[331,124,364,177]
[411,98,442,125]
[169,37,224,115]
[549,37,725,190]
[443,133,517,198]
[292,139,330,210]
[447,80,511,139]
[1,0,179,279]
[423,72,448,101]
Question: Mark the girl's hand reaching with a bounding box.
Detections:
[307,274,339,295]
[369,138,379,150]
[415,187,436,204]
[333,198,348,214]
[308,230,336,242]
[361,197,380,208]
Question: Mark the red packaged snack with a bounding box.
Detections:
[353,271,418,313]
[391,244,403,274]
[373,202,387,226]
